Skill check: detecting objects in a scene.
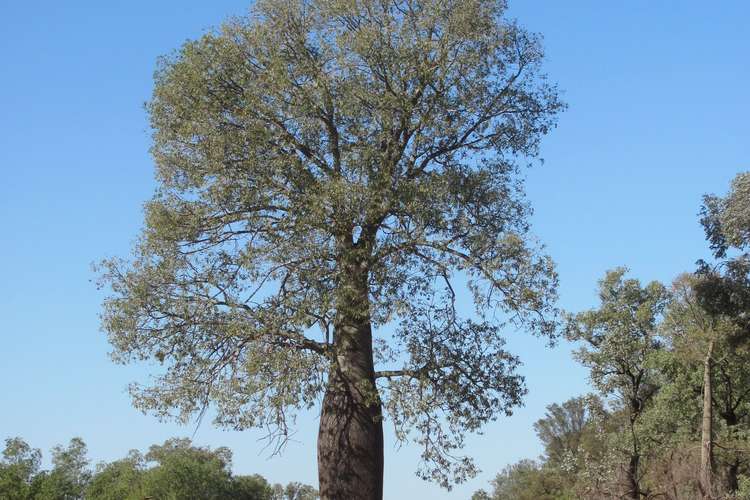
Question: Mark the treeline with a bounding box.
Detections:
[0,436,317,500]
[474,173,750,500]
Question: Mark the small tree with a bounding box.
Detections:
[534,396,591,465]
[86,451,145,500]
[139,438,236,499]
[473,459,574,500]
[31,438,92,500]
[83,438,312,500]
[0,437,42,499]
[233,474,275,500]
[272,481,318,500]
[566,268,669,499]
[98,0,563,496]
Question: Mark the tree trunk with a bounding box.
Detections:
[726,461,740,494]
[317,364,383,499]
[700,339,715,499]
[723,412,740,494]
[626,396,643,499]
[627,453,640,499]
[317,253,383,500]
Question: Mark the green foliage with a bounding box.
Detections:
[701,171,750,258]
[736,475,750,499]
[479,459,576,500]
[470,490,492,500]
[97,0,563,486]
[48,438,90,499]
[478,264,750,499]
[0,438,94,500]
[271,481,319,500]
[231,474,275,500]
[564,269,669,496]
[138,438,235,499]
[85,451,145,500]
[533,396,590,464]
[566,268,668,403]
[0,438,42,500]
[0,436,314,500]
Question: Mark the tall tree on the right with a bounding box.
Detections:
[661,272,750,498]
[691,172,750,498]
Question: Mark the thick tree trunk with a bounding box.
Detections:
[700,339,715,499]
[317,364,383,499]
[317,251,383,500]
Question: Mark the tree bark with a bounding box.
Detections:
[726,461,740,494]
[317,252,383,500]
[627,453,640,499]
[626,394,643,499]
[700,339,715,499]
[722,412,740,494]
[317,364,383,499]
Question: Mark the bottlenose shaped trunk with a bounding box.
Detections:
[317,254,383,500]
[317,357,383,499]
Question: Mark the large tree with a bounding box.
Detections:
[662,273,750,498]
[0,438,42,499]
[693,171,750,497]
[98,0,562,496]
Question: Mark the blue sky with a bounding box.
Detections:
[0,1,747,498]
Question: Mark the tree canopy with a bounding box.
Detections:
[98,0,563,488]
[0,436,316,500]
[475,172,750,500]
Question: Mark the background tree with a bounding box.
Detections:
[700,172,750,260]
[658,272,750,498]
[137,438,314,500]
[533,396,590,465]
[97,0,563,496]
[0,438,42,500]
[35,438,91,500]
[233,474,276,500]
[137,438,238,499]
[0,436,316,500]
[475,174,750,500]
[565,268,669,499]
[635,332,707,498]
[85,451,145,500]
[470,459,575,500]
[691,171,750,497]
[535,395,613,495]
[471,396,610,499]
[476,269,750,500]
[1,437,94,500]
[271,481,319,500]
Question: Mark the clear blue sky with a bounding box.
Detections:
[0,1,747,498]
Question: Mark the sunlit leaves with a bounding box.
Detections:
[98,0,562,486]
